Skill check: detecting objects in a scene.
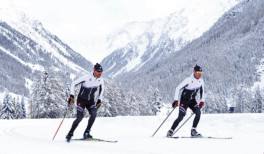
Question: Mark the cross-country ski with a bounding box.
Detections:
[168,136,232,139]
[71,138,118,143]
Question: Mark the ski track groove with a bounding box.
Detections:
[1,125,150,154]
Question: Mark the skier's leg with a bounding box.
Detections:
[87,107,97,131]
[189,101,201,128]
[171,108,186,130]
[190,103,202,136]
[68,106,84,135]
[170,98,189,131]
[192,107,201,128]
[167,109,185,137]
[84,106,97,138]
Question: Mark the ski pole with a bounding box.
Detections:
[152,106,177,137]
[172,112,194,136]
[52,100,73,141]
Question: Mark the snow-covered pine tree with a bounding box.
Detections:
[234,86,258,113]
[152,87,164,115]
[254,87,263,113]
[15,96,22,119]
[98,79,127,117]
[0,100,2,111]
[21,97,27,119]
[0,100,2,118]
[30,69,66,118]
[144,85,164,115]
[203,91,217,113]
[47,69,66,118]
[1,93,14,119]
[30,71,46,118]
[126,90,141,116]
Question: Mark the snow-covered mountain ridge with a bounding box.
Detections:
[102,0,243,78]
[115,0,264,108]
[0,0,93,96]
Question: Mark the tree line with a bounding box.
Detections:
[0,68,163,119]
[1,67,261,120]
[0,94,26,119]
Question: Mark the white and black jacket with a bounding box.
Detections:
[70,73,104,102]
[174,74,205,102]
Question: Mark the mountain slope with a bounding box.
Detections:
[101,0,242,78]
[116,0,264,106]
[0,1,93,96]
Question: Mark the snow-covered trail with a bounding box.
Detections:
[0,113,263,154]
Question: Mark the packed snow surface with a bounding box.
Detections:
[0,113,263,154]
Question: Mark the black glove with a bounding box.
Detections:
[68,95,74,105]
[172,100,178,108]
[96,99,101,109]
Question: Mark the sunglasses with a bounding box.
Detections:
[96,70,103,72]
[195,71,203,74]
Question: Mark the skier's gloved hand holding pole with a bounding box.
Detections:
[199,102,204,108]
[68,95,74,105]
[172,100,178,108]
[96,99,101,109]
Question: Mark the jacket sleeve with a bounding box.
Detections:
[174,77,190,101]
[98,79,105,100]
[70,74,89,95]
[200,79,205,102]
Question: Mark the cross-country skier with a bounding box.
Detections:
[167,65,205,137]
[66,63,104,142]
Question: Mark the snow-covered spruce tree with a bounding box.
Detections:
[236,88,252,113]
[30,69,66,118]
[203,91,218,114]
[126,90,141,116]
[0,100,2,118]
[15,97,22,119]
[1,93,14,119]
[98,79,128,117]
[0,100,3,112]
[29,72,44,118]
[21,97,27,119]
[254,87,263,113]
[145,85,164,115]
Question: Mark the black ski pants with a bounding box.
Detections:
[171,97,201,130]
[68,98,97,135]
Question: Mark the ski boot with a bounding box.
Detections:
[167,129,174,137]
[191,128,202,137]
[83,130,93,139]
[66,133,73,142]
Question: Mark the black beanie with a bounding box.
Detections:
[94,63,103,71]
[194,65,202,72]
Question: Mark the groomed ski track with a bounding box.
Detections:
[0,113,263,154]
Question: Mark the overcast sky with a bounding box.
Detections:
[9,0,190,63]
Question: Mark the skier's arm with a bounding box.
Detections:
[98,80,105,100]
[174,78,190,101]
[70,74,89,95]
[200,80,205,102]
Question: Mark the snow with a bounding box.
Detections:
[0,113,263,154]
[125,36,149,72]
